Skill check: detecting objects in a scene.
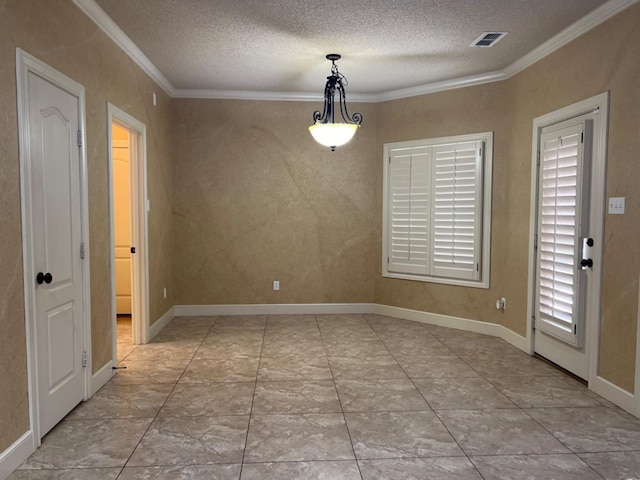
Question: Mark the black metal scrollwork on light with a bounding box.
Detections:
[309,54,363,151]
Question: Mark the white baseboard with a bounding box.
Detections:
[590,375,637,416]
[149,306,175,340]
[373,304,501,336]
[0,431,34,480]
[500,325,530,353]
[90,359,114,397]
[174,303,377,316]
[373,304,529,353]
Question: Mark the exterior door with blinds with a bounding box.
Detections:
[534,119,592,378]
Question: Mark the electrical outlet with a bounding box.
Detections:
[273,280,280,291]
[608,197,625,215]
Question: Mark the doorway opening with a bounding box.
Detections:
[112,123,135,360]
[108,105,150,365]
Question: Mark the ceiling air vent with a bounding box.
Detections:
[470,32,508,48]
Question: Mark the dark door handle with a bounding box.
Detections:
[580,259,593,268]
[130,247,136,254]
[37,272,53,284]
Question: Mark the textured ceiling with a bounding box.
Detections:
[94,0,610,97]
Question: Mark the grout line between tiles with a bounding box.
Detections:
[238,316,267,477]
[317,314,364,480]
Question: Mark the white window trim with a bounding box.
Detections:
[382,132,493,289]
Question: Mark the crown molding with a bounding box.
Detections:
[171,88,377,103]
[373,70,508,102]
[73,0,638,103]
[504,0,639,78]
[72,0,176,97]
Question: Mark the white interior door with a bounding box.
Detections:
[534,119,593,379]
[28,71,85,436]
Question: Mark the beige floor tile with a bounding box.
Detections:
[335,379,430,412]
[127,415,249,466]
[414,378,517,410]
[527,407,640,452]
[329,356,408,380]
[396,355,480,379]
[159,383,254,416]
[118,464,241,479]
[244,414,354,462]
[437,409,570,456]
[179,357,259,383]
[67,384,173,419]
[462,352,561,377]
[252,380,341,414]
[240,461,361,480]
[261,340,326,357]
[578,451,640,479]
[359,457,483,480]
[9,469,121,479]
[470,454,603,480]
[19,419,152,469]
[110,357,190,385]
[257,356,332,381]
[381,338,452,357]
[345,410,462,459]
[486,375,602,408]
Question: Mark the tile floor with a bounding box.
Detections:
[10,314,640,479]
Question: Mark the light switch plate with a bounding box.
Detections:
[608,197,625,215]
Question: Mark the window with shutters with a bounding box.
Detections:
[382,132,493,288]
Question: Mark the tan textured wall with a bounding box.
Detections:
[507,4,640,391]
[374,82,517,328]
[172,99,377,305]
[0,0,174,452]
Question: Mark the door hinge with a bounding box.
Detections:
[82,351,88,368]
[77,130,83,148]
[534,234,538,249]
[80,242,86,259]
[476,262,479,272]
[581,131,584,144]
[574,324,577,335]
[536,151,540,166]
[387,256,390,264]
[479,147,483,156]
[388,156,391,164]
[531,316,536,330]
[131,246,136,254]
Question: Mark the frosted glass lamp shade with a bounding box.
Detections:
[308,122,358,149]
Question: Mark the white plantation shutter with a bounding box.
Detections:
[431,142,483,280]
[536,122,589,346]
[383,132,491,287]
[388,148,431,275]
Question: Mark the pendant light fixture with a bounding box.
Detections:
[309,54,362,151]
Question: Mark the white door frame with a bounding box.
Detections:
[525,92,640,414]
[107,104,150,356]
[16,49,92,446]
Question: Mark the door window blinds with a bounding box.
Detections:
[536,122,590,346]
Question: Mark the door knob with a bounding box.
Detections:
[580,259,593,269]
[36,272,53,284]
